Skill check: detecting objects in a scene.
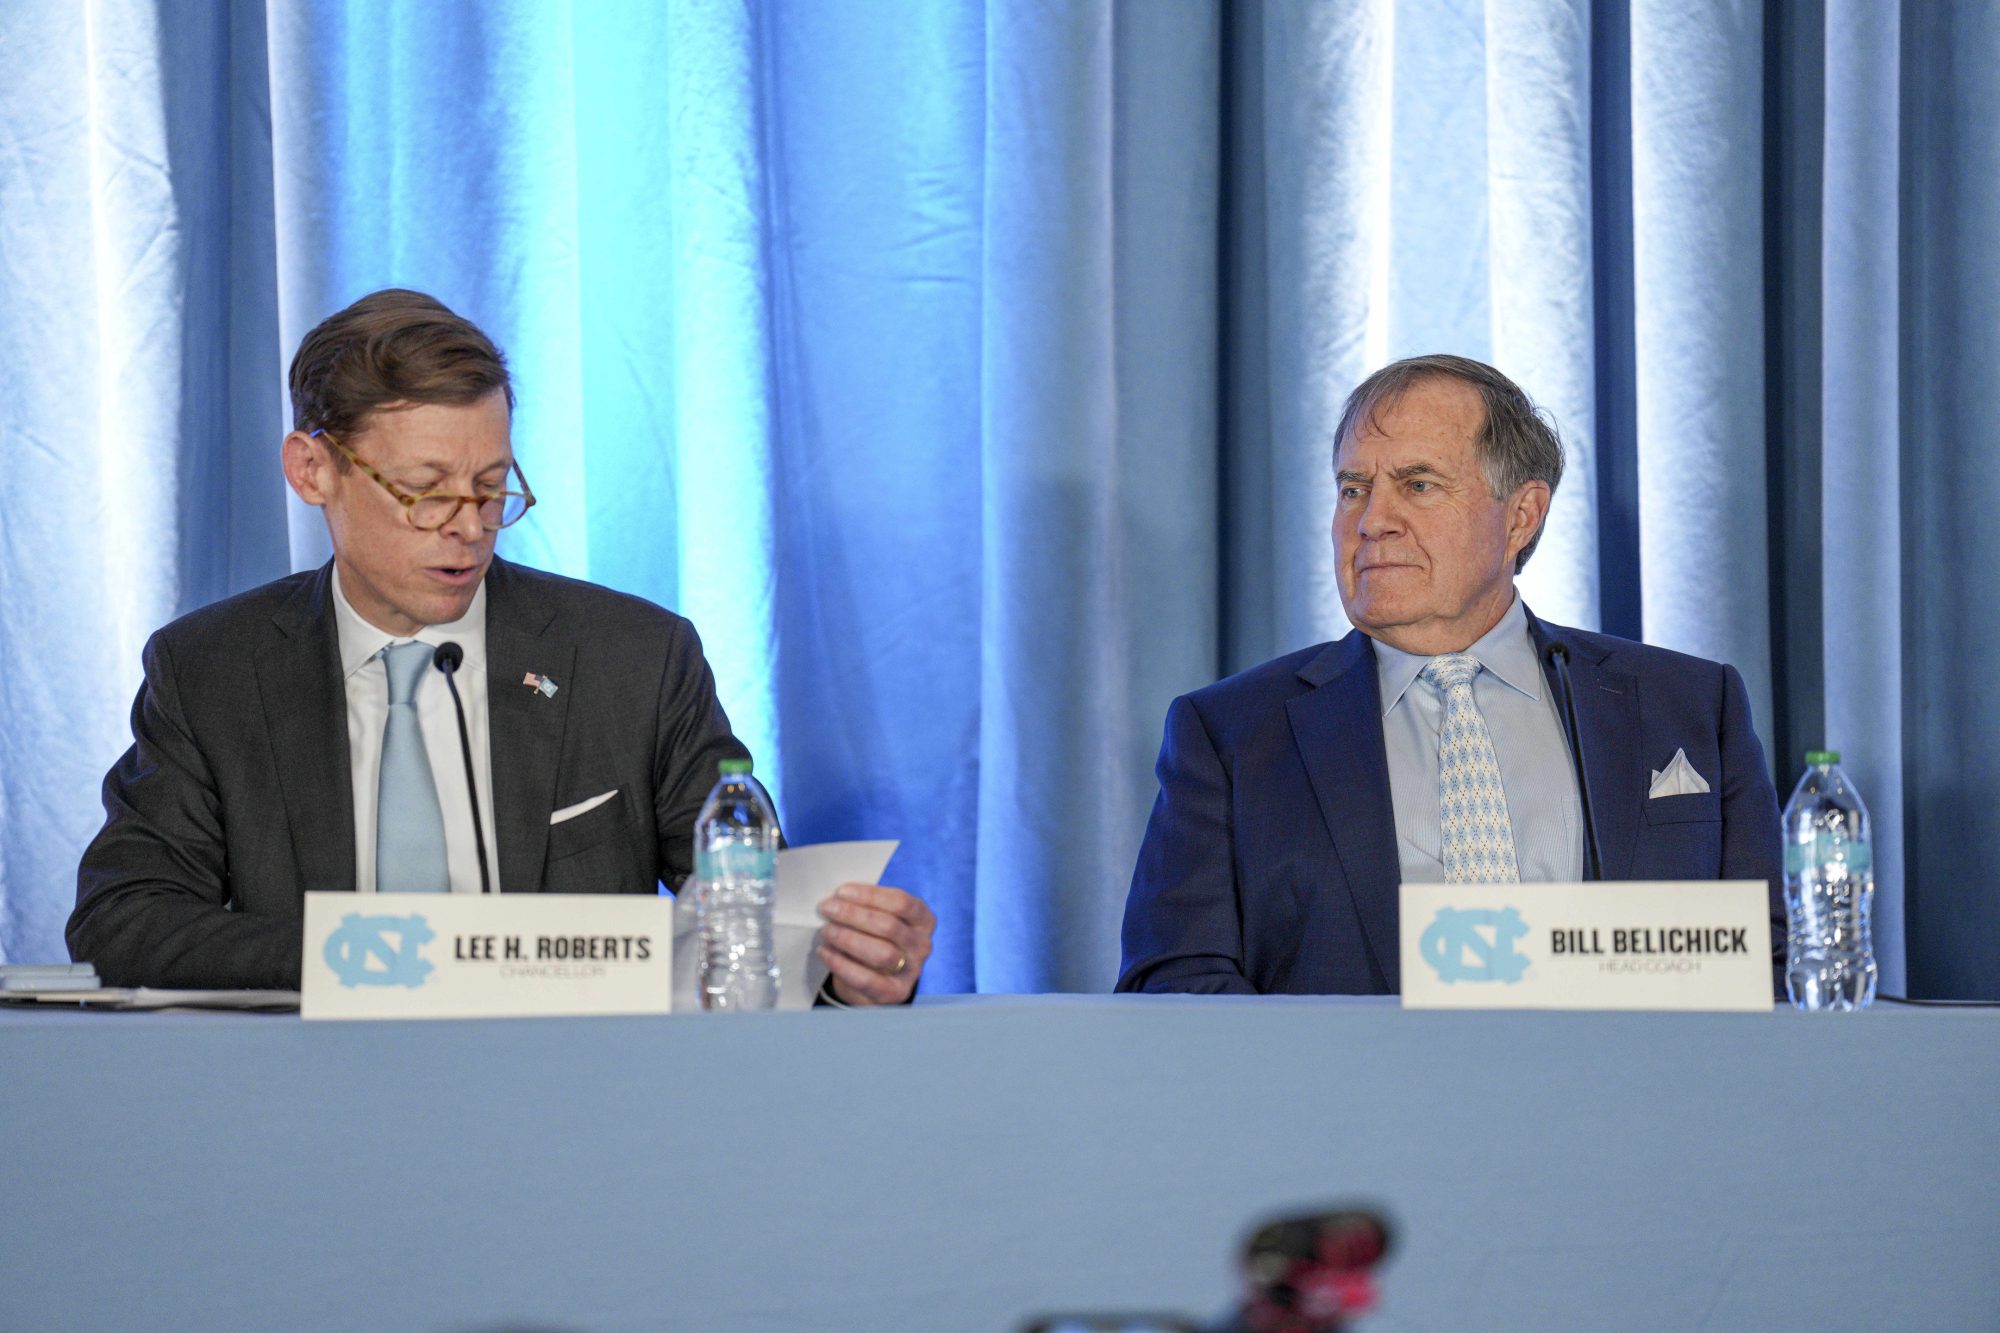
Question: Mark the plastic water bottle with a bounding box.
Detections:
[1782,750,1877,1011]
[693,759,779,1011]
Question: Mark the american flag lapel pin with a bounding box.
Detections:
[523,671,558,697]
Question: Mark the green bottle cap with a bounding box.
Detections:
[718,758,753,777]
[1805,749,1840,766]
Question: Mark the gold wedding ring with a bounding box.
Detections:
[891,952,908,977]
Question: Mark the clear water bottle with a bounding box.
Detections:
[1782,750,1877,1011]
[693,759,779,1011]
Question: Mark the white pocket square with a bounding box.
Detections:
[1648,749,1711,798]
[550,789,619,825]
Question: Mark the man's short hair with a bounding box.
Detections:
[1333,353,1564,572]
[287,289,513,457]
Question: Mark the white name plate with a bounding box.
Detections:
[301,892,673,1021]
[1398,881,1772,1012]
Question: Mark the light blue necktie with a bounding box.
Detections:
[376,641,450,893]
[1421,653,1521,884]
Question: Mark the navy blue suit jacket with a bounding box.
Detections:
[1117,611,1785,994]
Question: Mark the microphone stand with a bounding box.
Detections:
[1548,642,1604,882]
[431,642,492,894]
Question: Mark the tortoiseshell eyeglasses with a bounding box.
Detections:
[310,428,536,532]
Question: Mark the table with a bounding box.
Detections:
[3,995,1995,1330]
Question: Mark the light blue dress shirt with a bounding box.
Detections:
[1373,596,1585,883]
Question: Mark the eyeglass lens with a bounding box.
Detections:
[409,491,529,530]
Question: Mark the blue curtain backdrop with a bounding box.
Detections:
[2,0,1995,997]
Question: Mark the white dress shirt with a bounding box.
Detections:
[332,569,501,894]
[1372,595,1585,884]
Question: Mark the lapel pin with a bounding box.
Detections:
[523,672,559,699]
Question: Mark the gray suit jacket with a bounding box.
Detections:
[70,558,750,989]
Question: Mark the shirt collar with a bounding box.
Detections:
[1372,593,1542,716]
[332,565,488,681]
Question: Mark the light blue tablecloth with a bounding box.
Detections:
[3,995,1994,1331]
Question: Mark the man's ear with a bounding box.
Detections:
[1505,480,1552,562]
[282,431,330,507]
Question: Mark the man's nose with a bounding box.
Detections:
[1356,487,1404,538]
[440,497,487,544]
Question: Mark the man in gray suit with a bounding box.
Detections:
[70,289,934,1002]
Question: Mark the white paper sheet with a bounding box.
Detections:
[672,839,899,1011]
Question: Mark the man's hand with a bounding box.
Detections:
[815,883,934,1006]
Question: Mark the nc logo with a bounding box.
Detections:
[1420,906,1530,984]
[323,912,435,989]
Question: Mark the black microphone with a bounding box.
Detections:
[431,641,492,895]
[1547,642,1604,882]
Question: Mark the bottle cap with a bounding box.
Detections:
[718,758,753,776]
[1805,749,1840,766]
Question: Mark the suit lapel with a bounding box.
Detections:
[1287,632,1402,991]
[255,564,355,894]
[1530,617,1644,881]
[483,560,573,892]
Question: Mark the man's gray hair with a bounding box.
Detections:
[1332,353,1565,572]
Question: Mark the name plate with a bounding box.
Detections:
[301,892,673,1021]
[1398,881,1772,1011]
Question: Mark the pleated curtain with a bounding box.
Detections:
[2,0,1993,997]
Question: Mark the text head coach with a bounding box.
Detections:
[1117,354,1783,995]
[69,288,934,1003]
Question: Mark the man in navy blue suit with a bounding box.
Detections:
[1118,354,1784,995]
